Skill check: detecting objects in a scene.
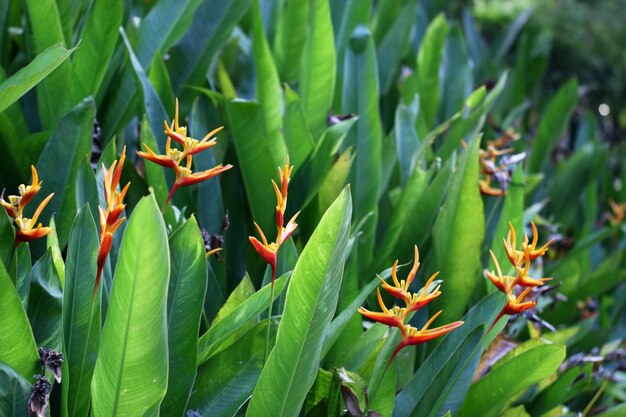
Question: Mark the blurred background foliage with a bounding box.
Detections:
[0,0,626,416]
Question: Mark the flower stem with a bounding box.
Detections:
[264,279,275,363]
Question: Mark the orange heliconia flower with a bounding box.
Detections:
[249,156,299,286]
[486,221,553,328]
[0,166,54,243]
[96,147,130,292]
[473,128,521,196]
[608,199,625,226]
[358,245,463,364]
[137,99,232,210]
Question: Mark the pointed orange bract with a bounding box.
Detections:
[486,221,554,329]
[137,99,232,210]
[358,244,463,365]
[249,156,299,286]
[96,147,130,292]
[0,166,54,244]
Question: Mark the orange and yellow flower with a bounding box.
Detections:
[249,156,299,285]
[96,147,130,292]
[0,166,54,243]
[358,245,463,364]
[608,199,625,226]
[137,99,232,210]
[486,221,553,327]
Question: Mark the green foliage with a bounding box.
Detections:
[0,1,624,415]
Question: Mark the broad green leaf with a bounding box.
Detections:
[246,188,352,417]
[91,195,170,417]
[24,0,71,128]
[197,275,287,364]
[168,0,252,94]
[415,14,448,129]
[226,100,280,233]
[160,217,207,416]
[300,0,336,138]
[273,0,309,82]
[250,0,286,159]
[75,157,100,227]
[458,342,566,417]
[342,25,382,268]
[0,261,38,380]
[0,362,31,417]
[27,250,63,350]
[188,321,275,417]
[432,135,485,320]
[0,43,75,114]
[527,78,578,173]
[69,0,122,105]
[35,98,95,246]
[62,206,101,417]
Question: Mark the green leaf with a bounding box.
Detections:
[0,362,31,417]
[273,0,309,82]
[0,43,75,114]
[283,86,315,169]
[596,403,626,417]
[250,0,287,159]
[377,0,417,94]
[14,244,31,307]
[27,250,63,350]
[341,25,382,268]
[160,217,207,417]
[23,0,71,128]
[300,0,336,138]
[395,98,420,185]
[432,135,485,320]
[197,275,287,364]
[333,0,371,111]
[289,117,355,212]
[188,321,275,417]
[527,78,578,173]
[91,195,170,417]
[226,100,280,233]
[62,206,101,417]
[120,28,169,154]
[100,0,210,139]
[394,292,504,417]
[69,0,122,105]
[35,98,95,246]
[0,261,38,380]
[246,188,352,417]
[415,13,448,129]
[168,0,252,94]
[0,209,14,271]
[458,342,566,417]
[439,24,472,121]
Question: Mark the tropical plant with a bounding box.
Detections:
[1,1,625,417]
